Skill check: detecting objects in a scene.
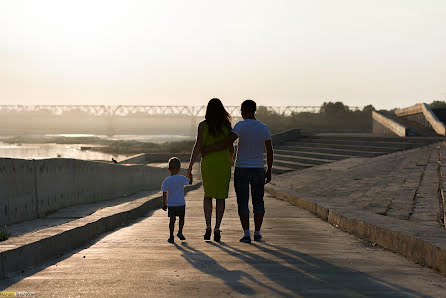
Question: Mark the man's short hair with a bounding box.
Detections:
[168,157,181,170]
[241,99,256,114]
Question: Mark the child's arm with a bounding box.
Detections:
[162,192,168,211]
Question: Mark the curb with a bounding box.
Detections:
[0,183,202,280]
[265,185,446,275]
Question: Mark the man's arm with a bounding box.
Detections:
[162,192,168,211]
[265,140,273,184]
[203,132,238,156]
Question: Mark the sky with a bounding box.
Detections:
[0,0,445,109]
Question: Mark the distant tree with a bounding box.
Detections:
[320,101,349,115]
[429,101,446,110]
[362,105,375,112]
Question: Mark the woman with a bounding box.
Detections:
[187,98,233,242]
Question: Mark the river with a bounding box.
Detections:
[0,134,193,161]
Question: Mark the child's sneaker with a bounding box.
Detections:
[167,236,174,243]
[253,233,262,242]
[177,233,186,241]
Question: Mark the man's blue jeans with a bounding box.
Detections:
[234,167,265,215]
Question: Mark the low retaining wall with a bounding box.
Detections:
[0,158,166,226]
[372,111,407,136]
[265,185,446,275]
[395,103,446,136]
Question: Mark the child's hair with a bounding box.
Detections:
[168,157,181,170]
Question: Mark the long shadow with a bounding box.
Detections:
[0,209,157,291]
[174,242,288,296]
[207,241,430,297]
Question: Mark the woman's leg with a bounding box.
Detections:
[203,197,213,228]
[215,199,226,230]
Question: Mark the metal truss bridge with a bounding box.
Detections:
[0,105,361,117]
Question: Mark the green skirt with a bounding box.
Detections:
[200,149,231,199]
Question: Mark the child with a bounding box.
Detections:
[161,157,193,243]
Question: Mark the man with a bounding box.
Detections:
[203,99,273,243]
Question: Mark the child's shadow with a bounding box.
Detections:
[174,242,286,296]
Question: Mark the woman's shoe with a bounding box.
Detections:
[204,228,211,241]
[214,229,221,242]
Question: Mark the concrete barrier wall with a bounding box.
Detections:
[372,111,406,136]
[0,158,166,225]
[0,159,38,226]
[395,103,446,136]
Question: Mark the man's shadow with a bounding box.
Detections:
[204,241,429,297]
[174,242,288,296]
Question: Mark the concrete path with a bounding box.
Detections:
[1,186,446,297]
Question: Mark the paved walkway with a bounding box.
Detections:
[1,185,446,297]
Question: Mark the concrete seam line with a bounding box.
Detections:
[265,185,446,275]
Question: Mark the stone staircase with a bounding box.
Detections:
[270,134,439,175]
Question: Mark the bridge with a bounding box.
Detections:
[0,105,362,117]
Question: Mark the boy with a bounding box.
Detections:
[161,157,193,243]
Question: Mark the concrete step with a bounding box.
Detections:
[285,141,412,152]
[307,134,439,144]
[273,149,354,161]
[276,145,383,157]
[279,142,397,154]
[273,159,326,170]
[273,153,333,165]
[271,165,296,175]
[293,138,426,148]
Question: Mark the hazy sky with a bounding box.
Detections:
[1,0,445,109]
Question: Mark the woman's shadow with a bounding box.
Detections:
[174,242,288,296]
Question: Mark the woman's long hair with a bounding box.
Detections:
[205,98,232,136]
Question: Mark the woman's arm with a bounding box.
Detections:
[187,121,204,178]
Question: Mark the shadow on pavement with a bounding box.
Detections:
[201,241,428,297]
[174,242,288,296]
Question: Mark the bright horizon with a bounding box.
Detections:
[1,0,445,110]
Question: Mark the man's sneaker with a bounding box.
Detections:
[167,236,174,243]
[177,233,186,241]
[254,234,262,242]
[204,228,211,241]
[239,235,251,243]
